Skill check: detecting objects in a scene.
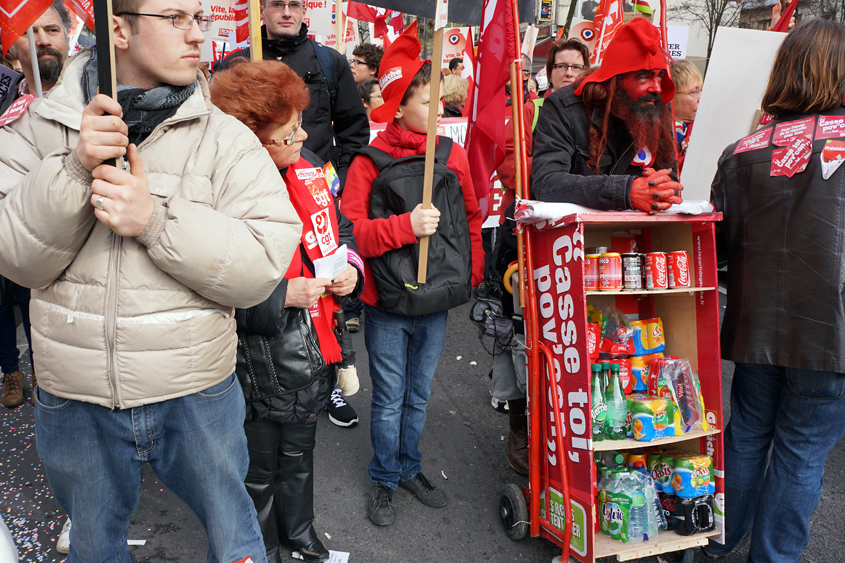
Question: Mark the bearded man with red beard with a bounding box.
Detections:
[530,18,683,212]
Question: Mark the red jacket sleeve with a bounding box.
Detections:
[496,100,535,193]
[340,153,418,258]
[448,144,486,287]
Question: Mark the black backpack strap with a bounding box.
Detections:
[311,40,338,107]
[434,136,453,164]
[357,146,395,172]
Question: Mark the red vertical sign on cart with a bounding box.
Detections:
[532,222,592,561]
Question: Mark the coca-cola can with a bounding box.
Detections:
[599,253,623,290]
[621,253,643,289]
[585,254,600,290]
[644,252,668,289]
[668,251,691,288]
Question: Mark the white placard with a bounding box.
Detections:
[680,27,786,201]
[200,0,237,42]
[666,25,689,60]
[304,0,334,37]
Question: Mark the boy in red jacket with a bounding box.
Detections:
[341,33,484,527]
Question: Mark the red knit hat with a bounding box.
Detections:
[574,17,675,104]
[371,25,428,123]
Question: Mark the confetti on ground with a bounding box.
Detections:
[0,356,67,563]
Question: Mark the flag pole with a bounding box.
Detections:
[248,0,262,61]
[25,28,43,98]
[417,3,447,284]
[335,0,345,53]
[93,0,117,166]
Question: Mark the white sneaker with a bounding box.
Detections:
[57,518,71,554]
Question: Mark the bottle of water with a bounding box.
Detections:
[627,490,647,544]
[605,364,628,440]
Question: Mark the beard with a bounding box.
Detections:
[611,86,667,156]
[36,47,64,85]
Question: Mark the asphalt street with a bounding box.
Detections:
[1,295,843,563]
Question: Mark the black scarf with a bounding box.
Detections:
[262,24,309,58]
[81,50,197,146]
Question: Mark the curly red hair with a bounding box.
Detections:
[210,59,310,134]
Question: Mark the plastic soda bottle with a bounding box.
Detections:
[605,364,628,440]
[601,361,611,393]
[591,364,607,442]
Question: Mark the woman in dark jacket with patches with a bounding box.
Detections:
[211,60,364,563]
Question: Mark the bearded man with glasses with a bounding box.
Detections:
[0,0,304,560]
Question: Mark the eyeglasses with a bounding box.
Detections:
[115,12,213,32]
[522,69,531,76]
[677,88,703,98]
[263,1,304,12]
[553,63,585,72]
[350,58,368,67]
[263,113,303,147]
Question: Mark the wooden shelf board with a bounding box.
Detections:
[585,287,715,296]
[593,428,721,452]
[594,528,719,560]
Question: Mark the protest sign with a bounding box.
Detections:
[680,27,786,200]
[200,0,238,42]
[440,27,470,69]
[568,17,688,59]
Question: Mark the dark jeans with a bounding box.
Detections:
[707,362,845,562]
[0,287,31,374]
[343,299,363,321]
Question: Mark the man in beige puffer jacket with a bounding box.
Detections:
[0,0,302,559]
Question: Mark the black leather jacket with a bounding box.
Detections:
[712,107,845,373]
[235,150,364,424]
[530,85,677,209]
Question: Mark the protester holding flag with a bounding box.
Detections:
[0,0,70,114]
[706,19,845,562]
[341,32,484,527]
[0,0,304,558]
[212,59,364,563]
[530,17,683,212]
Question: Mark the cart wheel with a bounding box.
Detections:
[499,484,528,541]
[661,548,695,563]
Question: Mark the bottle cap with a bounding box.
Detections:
[592,364,602,372]
[611,363,620,372]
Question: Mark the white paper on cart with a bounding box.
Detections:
[665,199,715,215]
[514,199,598,224]
[313,244,348,281]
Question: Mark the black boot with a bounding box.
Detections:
[275,423,329,563]
[243,420,285,563]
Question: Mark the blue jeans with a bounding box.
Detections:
[34,374,267,563]
[0,287,31,374]
[364,304,448,488]
[707,363,845,562]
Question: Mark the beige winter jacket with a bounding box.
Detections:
[0,50,302,409]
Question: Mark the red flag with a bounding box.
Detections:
[461,28,475,118]
[771,0,797,32]
[348,2,401,39]
[234,0,249,44]
[1,0,54,57]
[464,0,518,216]
[591,0,625,64]
[64,0,94,32]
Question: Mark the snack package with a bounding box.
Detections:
[630,353,664,393]
[665,360,708,433]
[630,318,666,356]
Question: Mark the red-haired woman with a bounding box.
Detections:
[211,60,364,563]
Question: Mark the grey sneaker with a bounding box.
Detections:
[368,485,395,526]
[399,472,448,508]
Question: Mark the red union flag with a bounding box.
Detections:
[591,0,624,64]
[347,2,402,39]
[233,0,248,44]
[1,0,54,56]
[64,0,94,32]
[463,0,517,217]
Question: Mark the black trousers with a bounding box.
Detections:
[243,420,320,562]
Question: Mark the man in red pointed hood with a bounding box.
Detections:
[530,17,684,212]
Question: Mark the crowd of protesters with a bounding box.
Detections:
[0,1,842,561]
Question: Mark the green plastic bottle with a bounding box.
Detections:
[605,363,628,440]
[591,364,606,442]
[600,361,611,394]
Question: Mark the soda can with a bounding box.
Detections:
[598,253,623,290]
[585,254,600,290]
[621,253,642,289]
[644,252,668,289]
[668,251,691,288]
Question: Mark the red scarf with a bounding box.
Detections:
[284,158,343,365]
[377,122,440,158]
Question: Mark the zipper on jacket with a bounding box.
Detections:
[106,233,122,407]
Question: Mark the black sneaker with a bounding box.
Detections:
[474,281,491,299]
[368,485,395,526]
[327,387,358,427]
[399,472,448,508]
